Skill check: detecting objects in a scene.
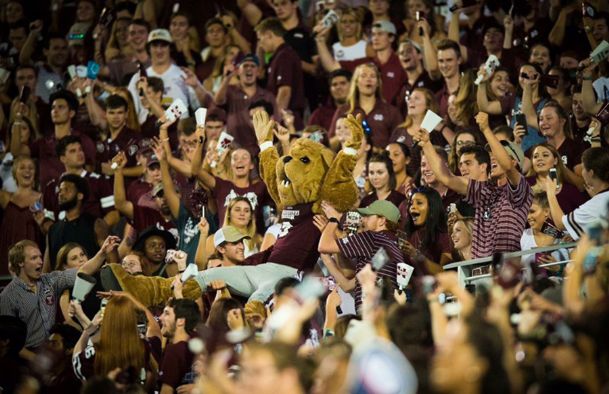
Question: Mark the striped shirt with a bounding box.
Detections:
[563,189,609,240]
[466,176,532,258]
[337,231,403,312]
[0,268,77,348]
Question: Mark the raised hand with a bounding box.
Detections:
[475,112,490,131]
[100,235,121,254]
[313,214,329,232]
[343,113,364,151]
[321,201,341,221]
[252,110,275,144]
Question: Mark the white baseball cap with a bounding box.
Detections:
[148,29,172,44]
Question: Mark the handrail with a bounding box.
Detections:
[443,242,578,270]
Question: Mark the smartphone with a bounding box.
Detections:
[19,85,31,103]
[321,9,339,28]
[361,119,372,135]
[415,11,424,35]
[595,101,609,127]
[541,74,560,89]
[514,113,528,134]
[541,220,563,238]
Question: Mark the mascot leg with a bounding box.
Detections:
[101,264,202,307]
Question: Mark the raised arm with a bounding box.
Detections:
[112,152,134,219]
[476,112,521,185]
[79,236,120,276]
[420,20,440,79]
[415,129,469,195]
[314,26,341,72]
[154,134,181,219]
[521,77,540,130]
[194,217,210,270]
[253,110,281,207]
[476,68,502,114]
[543,177,566,231]
[19,20,43,66]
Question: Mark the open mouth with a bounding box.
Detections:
[281,174,291,188]
[410,212,421,222]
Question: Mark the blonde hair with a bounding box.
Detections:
[337,8,362,42]
[453,70,478,127]
[224,196,258,251]
[11,156,36,187]
[347,63,384,114]
[399,87,438,129]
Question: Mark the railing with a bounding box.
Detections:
[443,242,578,288]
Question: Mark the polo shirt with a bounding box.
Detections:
[266,43,306,114]
[466,176,532,258]
[556,138,586,172]
[377,52,407,106]
[0,268,77,348]
[48,213,100,268]
[563,189,609,240]
[337,231,402,311]
[308,100,338,132]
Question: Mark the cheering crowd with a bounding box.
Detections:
[1,0,609,393]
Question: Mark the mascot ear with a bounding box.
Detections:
[320,148,334,171]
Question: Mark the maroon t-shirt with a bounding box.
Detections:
[220,85,277,153]
[526,176,588,215]
[95,127,142,170]
[556,138,586,171]
[377,52,407,106]
[308,100,337,132]
[213,176,270,230]
[245,203,320,271]
[395,74,443,117]
[266,43,306,115]
[329,101,402,148]
[43,170,114,220]
[30,130,97,187]
[159,341,195,389]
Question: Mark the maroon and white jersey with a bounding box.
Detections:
[43,170,114,221]
[246,203,320,272]
[95,127,142,170]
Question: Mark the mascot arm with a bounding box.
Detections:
[318,114,364,212]
[318,151,359,213]
[259,145,282,210]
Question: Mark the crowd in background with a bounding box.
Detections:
[0,0,609,393]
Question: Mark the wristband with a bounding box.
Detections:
[259,141,273,152]
[328,217,340,224]
[343,147,357,156]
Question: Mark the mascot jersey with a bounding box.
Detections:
[245,203,320,272]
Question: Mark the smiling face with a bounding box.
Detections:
[13,157,35,188]
[18,245,44,283]
[229,200,252,228]
[490,70,509,98]
[407,89,427,116]
[45,38,69,68]
[128,23,149,51]
[218,240,245,264]
[66,247,88,269]
[529,45,550,72]
[527,201,548,231]
[231,149,254,179]
[531,145,557,176]
[459,153,486,180]
[437,48,459,79]
[420,154,437,185]
[483,27,503,53]
[538,106,565,139]
[356,65,379,97]
[451,220,471,251]
[518,64,539,91]
[339,13,358,38]
[386,143,410,174]
[76,0,95,22]
[170,15,190,40]
[368,161,390,192]
[409,192,429,226]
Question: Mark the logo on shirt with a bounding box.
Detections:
[336,50,344,59]
[387,72,395,78]
[44,289,55,305]
[373,114,384,121]
[561,155,568,165]
[96,141,105,153]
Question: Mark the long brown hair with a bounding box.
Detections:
[347,63,383,114]
[224,196,258,251]
[94,297,147,376]
[399,87,438,129]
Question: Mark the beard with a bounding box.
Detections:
[59,195,79,212]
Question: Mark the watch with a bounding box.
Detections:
[328,217,340,224]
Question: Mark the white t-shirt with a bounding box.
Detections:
[127,63,200,123]
[519,228,570,266]
[332,40,367,62]
[562,190,609,240]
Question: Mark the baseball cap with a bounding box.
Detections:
[147,153,160,167]
[372,20,397,35]
[213,226,250,248]
[235,53,260,67]
[357,200,400,224]
[148,29,172,44]
[485,140,525,172]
